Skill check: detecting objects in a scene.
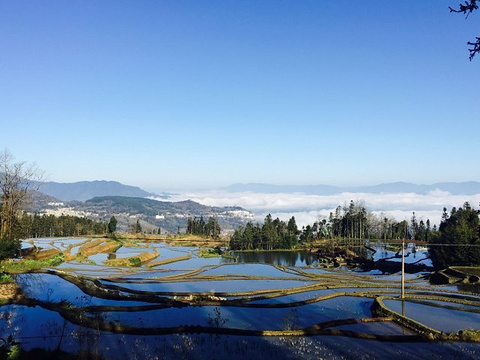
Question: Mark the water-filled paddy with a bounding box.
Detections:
[198,263,302,278]
[2,237,480,359]
[99,278,315,293]
[3,305,477,360]
[15,273,152,307]
[249,287,397,304]
[155,256,224,269]
[100,296,372,330]
[333,321,413,335]
[384,299,480,332]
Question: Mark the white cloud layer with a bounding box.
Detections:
[160,190,480,227]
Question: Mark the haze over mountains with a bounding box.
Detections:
[224,182,480,196]
[30,179,480,231]
[38,180,480,202]
[168,181,480,228]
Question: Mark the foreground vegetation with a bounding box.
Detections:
[1,254,65,274]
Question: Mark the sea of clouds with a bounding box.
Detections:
[161,189,480,227]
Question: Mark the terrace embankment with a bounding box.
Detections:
[105,249,160,267]
[3,236,480,357]
[430,266,480,285]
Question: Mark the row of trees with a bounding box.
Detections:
[16,212,107,238]
[300,200,436,244]
[328,201,368,239]
[230,215,299,250]
[230,201,480,269]
[230,200,438,251]
[327,201,436,241]
[186,216,221,238]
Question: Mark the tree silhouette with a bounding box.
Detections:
[449,1,480,60]
[0,150,43,259]
[107,216,117,234]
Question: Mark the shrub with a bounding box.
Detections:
[128,257,141,267]
[0,240,20,261]
[0,273,13,283]
[47,253,65,267]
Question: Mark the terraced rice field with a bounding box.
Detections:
[1,237,480,359]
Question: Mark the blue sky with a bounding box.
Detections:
[1,1,479,192]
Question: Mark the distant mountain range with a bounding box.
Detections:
[27,179,253,233]
[82,196,252,232]
[35,179,480,203]
[37,180,159,201]
[224,181,480,195]
[25,179,480,232]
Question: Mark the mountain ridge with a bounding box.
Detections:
[38,180,158,201]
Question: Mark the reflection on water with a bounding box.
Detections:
[226,243,432,268]
[227,251,317,266]
[99,296,372,330]
[369,244,432,266]
[202,264,302,278]
[384,299,480,333]
[106,278,314,293]
[2,239,480,359]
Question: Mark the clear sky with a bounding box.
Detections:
[1,1,479,192]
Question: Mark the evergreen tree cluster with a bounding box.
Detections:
[409,212,434,242]
[186,216,221,238]
[429,202,480,268]
[328,201,368,239]
[328,201,435,242]
[16,212,107,238]
[229,214,299,250]
[230,200,438,251]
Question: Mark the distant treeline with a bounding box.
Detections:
[325,201,434,242]
[14,212,107,238]
[186,216,221,238]
[229,214,299,250]
[230,200,436,251]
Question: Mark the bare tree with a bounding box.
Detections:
[449,0,480,60]
[0,149,43,253]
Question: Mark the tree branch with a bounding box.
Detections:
[449,0,478,18]
[467,37,480,60]
[449,1,479,60]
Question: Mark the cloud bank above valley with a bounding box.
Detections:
[163,189,480,227]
